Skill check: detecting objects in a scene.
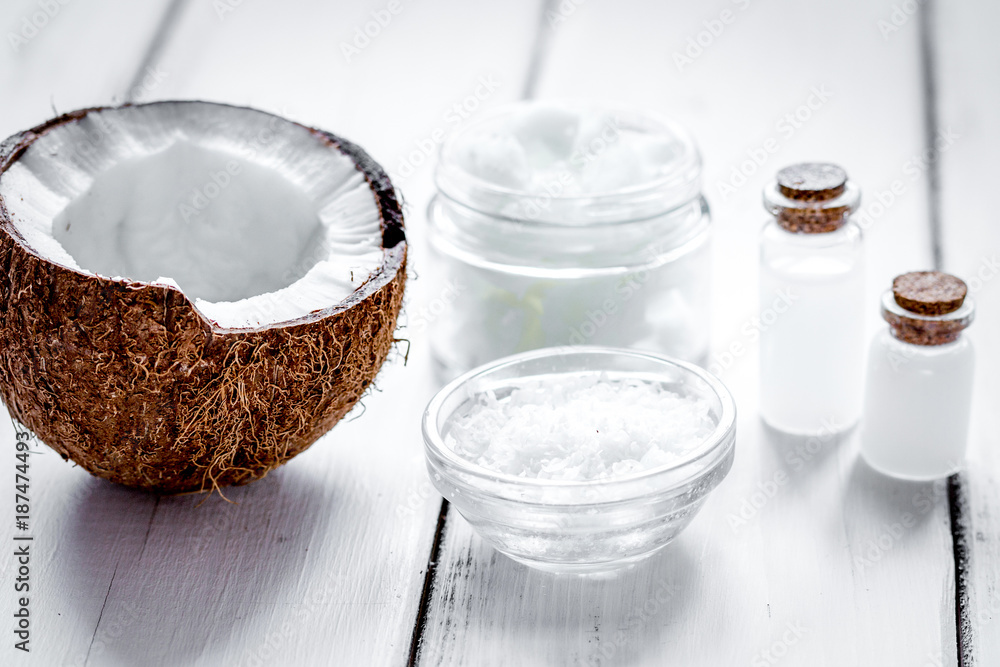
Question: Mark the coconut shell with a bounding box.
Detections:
[0,104,407,494]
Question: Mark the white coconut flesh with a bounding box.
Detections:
[0,102,386,329]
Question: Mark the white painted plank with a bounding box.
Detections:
[417,1,957,665]
[0,0,173,137]
[0,1,544,666]
[0,2,178,666]
[935,0,1000,662]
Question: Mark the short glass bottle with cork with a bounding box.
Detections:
[860,271,976,480]
[759,163,865,436]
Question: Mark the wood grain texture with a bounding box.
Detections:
[416,1,960,665]
[1,0,992,665]
[935,0,1000,663]
[0,0,175,138]
[0,1,544,665]
[0,2,174,665]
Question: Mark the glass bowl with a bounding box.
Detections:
[421,346,737,574]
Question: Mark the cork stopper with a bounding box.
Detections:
[892,271,968,315]
[777,163,847,201]
[883,271,973,346]
[764,163,857,233]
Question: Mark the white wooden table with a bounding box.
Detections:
[1,1,997,665]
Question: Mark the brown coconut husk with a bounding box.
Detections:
[0,103,407,494]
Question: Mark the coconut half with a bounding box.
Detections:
[0,101,406,493]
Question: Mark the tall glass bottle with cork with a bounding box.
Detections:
[759,163,865,436]
[860,271,975,479]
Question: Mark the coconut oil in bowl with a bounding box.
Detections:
[421,346,737,574]
[427,101,711,381]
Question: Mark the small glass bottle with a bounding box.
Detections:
[860,271,975,480]
[759,163,865,436]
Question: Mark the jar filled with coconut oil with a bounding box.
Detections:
[426,101,711,381]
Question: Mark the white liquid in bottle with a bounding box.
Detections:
[760,252,865,434]
[758,163,865,436]
[860,274,976,480]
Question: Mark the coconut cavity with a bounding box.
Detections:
[53,142,325,303]
[0,102,385,328]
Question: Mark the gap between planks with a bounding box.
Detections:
[406,0,974,663]
[920,0,975,664]
[406,0,558,664]
[124,0,190,103]
[60,0,183,659]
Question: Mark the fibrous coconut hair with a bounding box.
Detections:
[0,101,407,494]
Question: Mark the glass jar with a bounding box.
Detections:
[860,272,975,480]
[426,101,711,381]
[759,163,865,436]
